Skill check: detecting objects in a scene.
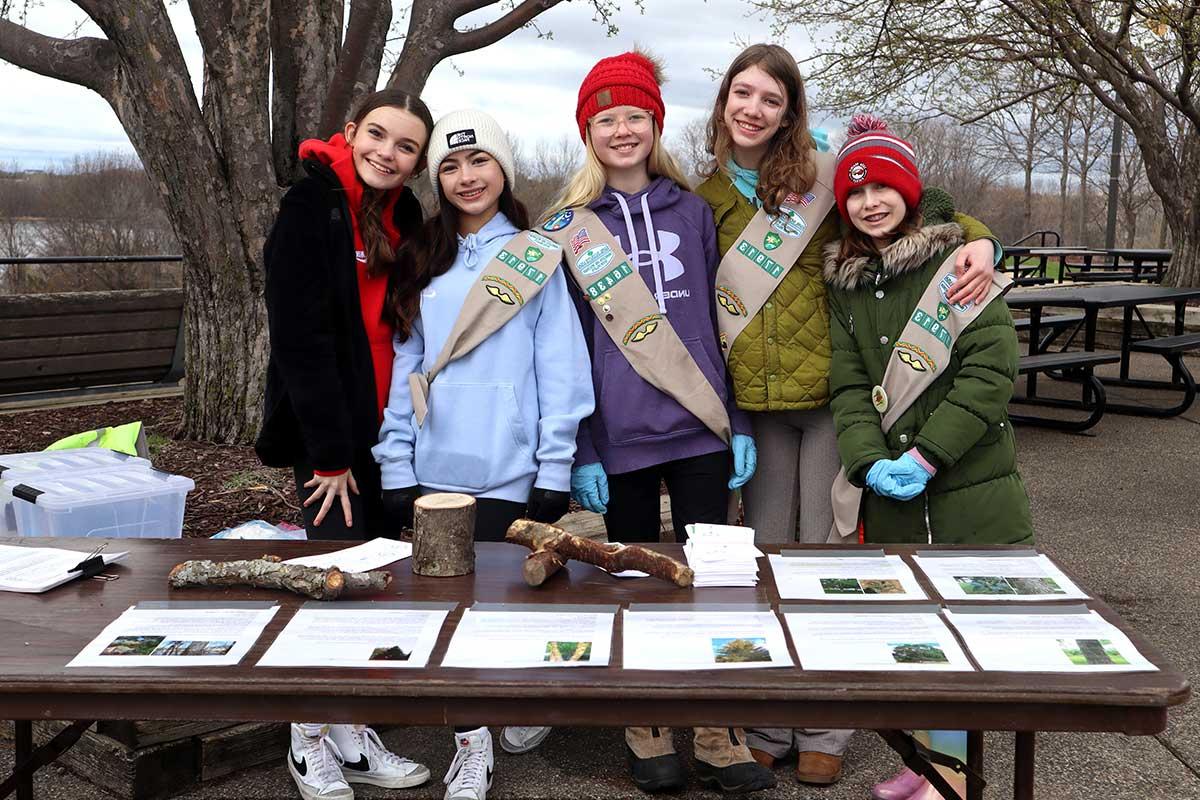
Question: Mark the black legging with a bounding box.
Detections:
[603,450,730,542]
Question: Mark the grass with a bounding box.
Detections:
[220,468,278,492]
[145,431,172,459]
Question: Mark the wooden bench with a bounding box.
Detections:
[1009,351,1122,432]
[0,290,184,406]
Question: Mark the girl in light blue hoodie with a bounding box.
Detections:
[373,110,593,546]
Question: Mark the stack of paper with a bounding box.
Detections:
[683,524,763,587]
[0,544,128,594]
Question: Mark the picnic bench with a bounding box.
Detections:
[0,289,184,405]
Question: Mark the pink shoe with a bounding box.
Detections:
[872,767,927,800]
[905,780,956,800]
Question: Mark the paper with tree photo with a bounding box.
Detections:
[440,606,614,668]
[912,552,1088,601]
[622,608,793,671]
[782,606,973,671]
[769,553,927,600]
[257,603,451,668]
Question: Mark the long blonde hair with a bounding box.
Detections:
[543,122,692,219]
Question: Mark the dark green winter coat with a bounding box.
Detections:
[824,222,1033,545]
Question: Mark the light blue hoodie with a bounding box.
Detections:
[373,211,594,503]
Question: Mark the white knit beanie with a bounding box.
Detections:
[427,109,516,195]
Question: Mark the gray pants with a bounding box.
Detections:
[742,407,841,544]
[745,726,854,758]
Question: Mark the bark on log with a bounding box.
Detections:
[167,557,391,600]
[412,493,476,577]
[505,519,694,588]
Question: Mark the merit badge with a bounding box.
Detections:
[577,244,615,276]
[938,273,974,313]
[524,246,544,263]
[623,314,662,345]
[849,162,867,183]
[895,341,936,373]
[937,302,950,321]
[716,285,747,317]
[770,206,807,238]
[763,231,783,251]
[784,192,801,205]
[871,385,889,414]
[482,275,523,306]
[543,208,574,232]
[569,227,591,255]
[527,232,561,251]
[798,191,816,207]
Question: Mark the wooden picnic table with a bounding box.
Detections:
[0,537,1190,800]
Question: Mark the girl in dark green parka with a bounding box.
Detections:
[824,114,1033,546]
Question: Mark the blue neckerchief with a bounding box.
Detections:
[728,160,761,208]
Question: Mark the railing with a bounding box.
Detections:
[1009,230,1062,248]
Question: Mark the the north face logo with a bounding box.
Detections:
[447,129,477,147]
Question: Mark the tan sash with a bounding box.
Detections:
[828,249,1013,542]
[539,206,732,444]
[410,229,562,426]
[713,152,836,358]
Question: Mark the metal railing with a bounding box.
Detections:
[1009,230,1062,248]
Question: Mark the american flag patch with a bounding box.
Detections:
[570,227,591,255]
[799,192,817,206]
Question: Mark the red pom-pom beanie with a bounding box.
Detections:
[833,113,922,220]
[575,51,666,141]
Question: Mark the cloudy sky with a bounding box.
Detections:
[0,0,828,169]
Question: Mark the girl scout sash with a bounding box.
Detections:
[540,205,732,445]
[828,249,1013,542]
[410,230,562,426]
[713,151,836,359]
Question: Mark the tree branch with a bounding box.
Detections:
[449,0,566,56]
[320,0,392,135]
[0,18,117,95]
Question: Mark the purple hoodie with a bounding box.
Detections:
[569,176,750,475]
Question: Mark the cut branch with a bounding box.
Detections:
[168,555,393,600]
[506,519,694,588]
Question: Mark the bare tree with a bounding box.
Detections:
[0,0,628,443]
[668,116,711,186]
[895,118,1006,221]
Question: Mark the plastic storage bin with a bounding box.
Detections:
[0,449,152,536]
[12,466,194,539]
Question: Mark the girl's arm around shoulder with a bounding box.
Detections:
[827,288,892,485]
[371,318,427,490]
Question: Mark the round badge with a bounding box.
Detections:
[871,385,889,414]
[849,162,867,183]
[542,208,574,232]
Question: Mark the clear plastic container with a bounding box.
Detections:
[0,449,152,536]
[12,466,194,539]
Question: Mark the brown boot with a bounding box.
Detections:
[796,751,843,785]
[748,748,776,768]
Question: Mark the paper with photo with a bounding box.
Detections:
[943,607,1157,672]
[769,553,926,600]
[913,552,1088,601]
[622,609,793,670]
[284,538,412,572]
[258,604,451,668]
[0,544,128,593]
[783,606,973,671]
[68,603,279,667]
[441,607,614,668]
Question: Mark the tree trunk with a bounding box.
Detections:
[412,493,477,577]
[1022,101,1037,234]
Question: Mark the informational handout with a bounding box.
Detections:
[67,602,279,668]
[684,524,763,587]
[258,602,452,668]
[440,604,615,668]
[284,538,412,572]
[0,544,128,593]
[782,604,974,671]
[769,550,927,600]
[913,551,1088,601]
[622,605,793,670]
[943,605,1157,672]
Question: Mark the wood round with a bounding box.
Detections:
[412,493,476,577]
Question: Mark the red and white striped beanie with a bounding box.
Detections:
[833,113,922,220]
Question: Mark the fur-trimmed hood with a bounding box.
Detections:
[823,222,964,291]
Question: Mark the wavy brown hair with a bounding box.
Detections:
[704,44,816,214]
[348,89,434,279]
[837,203,925,263]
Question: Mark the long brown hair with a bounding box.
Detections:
[348,89,434,278]
[387,182,531,341]
[837,205,925,264]
[703,44,816,214]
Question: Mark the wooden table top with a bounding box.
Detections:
[0,538,1189,733]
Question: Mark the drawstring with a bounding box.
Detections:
[459,232,481,270]
[611,190,667,315]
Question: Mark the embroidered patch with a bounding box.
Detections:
[543,209,574,232]
[784,192,801,205]
[577,244,615,276]
[720,331,729,349]
[770,205,807,238]
[585,262,634,299]
[527,232,561,251]
[763,231,783,251]
[937,302,950,321]
[569,227,591,255]
[797,191,817,206]
[911,308,953,350]
[716,285,748,317]
[849,162,867,183]
[354,249,366,263]
[482,275,523,306]
[497,250,547,285]
[895,341,936,373]
[872,385,889,414]
[447,129,476,147]
[623,314,662,345]
[524,246,544,263]
[938,273,974,313]
[736,240,785,278]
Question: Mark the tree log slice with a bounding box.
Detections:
[412,492,476,577]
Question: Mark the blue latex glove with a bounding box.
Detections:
[865,453,932,501]
[728,434,758,490]
[570,462,609,514]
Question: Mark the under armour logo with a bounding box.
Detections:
[629,230,684,281]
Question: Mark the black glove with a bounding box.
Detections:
[526,487,570,523]
[380,486,421,534]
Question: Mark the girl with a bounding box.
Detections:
[372,109,594,800]
[538,50,771,795]
[258,89,434,800]
[825,115,1033,800]
[693,44,1002,785]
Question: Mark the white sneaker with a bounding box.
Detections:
[499,726,552,754]
[328,724,431,789]
[287,724,354,800]
[443,727,494,800]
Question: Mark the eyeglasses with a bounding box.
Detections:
[589,111,653,134]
